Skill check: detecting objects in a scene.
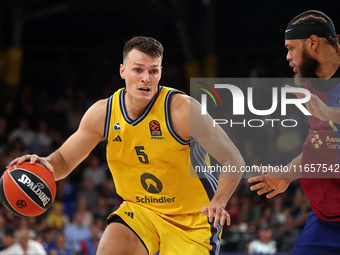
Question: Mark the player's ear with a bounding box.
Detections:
[309,35,319,50]
[120,64,125,79]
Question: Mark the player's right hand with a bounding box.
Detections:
[201,204,231,228]
[248,166,291,199]
[7,154,54,174]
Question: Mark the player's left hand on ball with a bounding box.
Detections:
[201,205,230,228]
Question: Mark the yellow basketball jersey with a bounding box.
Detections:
[104,86,218,215]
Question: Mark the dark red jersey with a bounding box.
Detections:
[301,69,340,221]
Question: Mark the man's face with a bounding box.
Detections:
[285,39,320,79]
[120,49,162,103]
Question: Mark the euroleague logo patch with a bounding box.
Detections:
[149,120,162,136]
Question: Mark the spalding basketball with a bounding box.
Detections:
[0,161,56,217]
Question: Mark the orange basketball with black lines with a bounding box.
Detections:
[0,161,56,217]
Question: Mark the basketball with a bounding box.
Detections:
[0,161,56,217]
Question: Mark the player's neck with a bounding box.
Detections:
[316,48,340,79]
[316,60,340,79]
[124,96,150,120]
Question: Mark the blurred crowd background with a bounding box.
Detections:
[0,0,339,254]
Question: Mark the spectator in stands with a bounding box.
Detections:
[1,101,17,131]
[67,102,85,133]
[0,117,8,154]
[17,218,37,240]
[31,120,54,156]
[63,211,91,254]
[55,176,78,217]
[0,228,15,251]
[76,196,93,228]
[82,154,107,188]
[93,196,111,222]
[6,138,28,165]
[80,224,102,255]
[225,196,240,225]
[238,196,262,227]
[269,196,287,227]
[47,202,69,230]
[0,228,46,255]
[275,214,300,252]
[9,118,35,150]
[0,215,6,243]
[0,154,7,176]
[48,233,72,255]
[246,223,277,254]
[76,177,99,209]
[34,231,52,251]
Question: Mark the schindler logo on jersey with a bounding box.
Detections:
[136,173,176,204]
[194,78,312,128]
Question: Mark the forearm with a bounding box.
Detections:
[211,156,245,208]
[45,150,71,181]
[284,153,302,182]
[211,177,241,209]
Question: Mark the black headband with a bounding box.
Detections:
[284,21,336,39]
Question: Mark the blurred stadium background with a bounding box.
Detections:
[0,0,339,254]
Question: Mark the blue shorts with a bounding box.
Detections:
[291,210,340,254]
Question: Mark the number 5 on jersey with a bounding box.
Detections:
[135,146,149,164]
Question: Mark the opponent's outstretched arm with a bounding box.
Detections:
[306,93,340,123]
[286,85,340,123]
[248,153,301,199]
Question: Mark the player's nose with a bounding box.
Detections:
[286,51,293,61]
[142,71,150,83]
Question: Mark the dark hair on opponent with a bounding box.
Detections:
[288,10,339,48]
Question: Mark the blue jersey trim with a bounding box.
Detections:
[120,86,163,126]
[208,221,222,255]
[164,90,190,145]
[190,142,218,200]
[104,95,113,138]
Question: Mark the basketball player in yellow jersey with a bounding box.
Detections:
[9,36,245,254]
